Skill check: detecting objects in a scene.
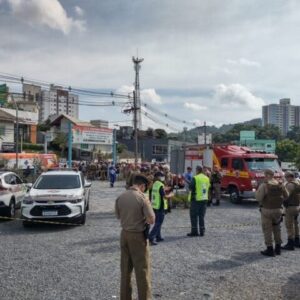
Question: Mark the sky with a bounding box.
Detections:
[0,0,300,131]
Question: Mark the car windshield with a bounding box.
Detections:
[244,158,281,172]
[34,175,81,189]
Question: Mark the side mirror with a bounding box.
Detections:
[26,183,33,191]
[84,182,92,188]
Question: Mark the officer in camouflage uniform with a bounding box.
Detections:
[210,165,222,206]
[255,169,288,256]
[282,171,300,250]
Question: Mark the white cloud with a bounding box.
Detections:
[227,58,261,68]
[115,85,162,104]
[214,83,265,110]
[74,6,84,17]
[6,0,86,34]
[184,102,207,111]
[115,85,134,96]
[140,88,161,104]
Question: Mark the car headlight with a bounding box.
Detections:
[23,195,34,205]
[68,198,83,204]
[251,180,258,188]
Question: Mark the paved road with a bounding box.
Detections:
[0,181,299,300]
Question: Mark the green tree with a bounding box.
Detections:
[146,127,154,138]
[38,118,51,132]
[51,132,68,157]
[276,139,300,162]
[117,143,127,154]
[287,126,300,142]
[154,128,167,139]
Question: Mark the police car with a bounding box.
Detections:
[0,171,28,218]
[21,170,91,226]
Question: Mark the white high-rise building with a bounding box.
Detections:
[39,85,79,122]
[262,98,299,135]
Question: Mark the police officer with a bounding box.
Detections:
[282,171,300,250]
[148,172,172,245]
[187,166,210,237]
[115,175,155,300]
[211,165,222,206]
[255,169,288,256]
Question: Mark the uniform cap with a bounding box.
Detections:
[154,171,164,177]
[284,171,295,178]
[133,175,149,186]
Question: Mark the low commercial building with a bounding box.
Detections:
[117,138,187,162]
[0,107,38,152]
[50,114,112,160]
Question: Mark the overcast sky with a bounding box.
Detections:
[0,0,300,131]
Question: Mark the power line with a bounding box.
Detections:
[0,73,133,101]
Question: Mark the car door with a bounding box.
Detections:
[81,173,90,207]
[9,174,23,205]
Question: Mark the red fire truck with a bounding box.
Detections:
[184,144,283,203]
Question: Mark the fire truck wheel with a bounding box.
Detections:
[229,187,242,204]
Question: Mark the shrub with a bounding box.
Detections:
[171,193,189,208]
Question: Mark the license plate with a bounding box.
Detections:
[42,210,58,216]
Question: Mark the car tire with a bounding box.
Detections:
[229,186,242,204]
[78,212,86,225]
[6,199,16,218]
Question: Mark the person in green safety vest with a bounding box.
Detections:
[187,165,210,237]
[148,171,173,246]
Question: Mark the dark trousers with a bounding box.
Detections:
[149,210,165,241]
[120,230,151,300]
[190,201,207,234]
[110,174,116,187]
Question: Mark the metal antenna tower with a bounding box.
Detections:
[132,56,143,130]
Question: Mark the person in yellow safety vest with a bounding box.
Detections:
[148,171,173,246]
[187,165,210,237]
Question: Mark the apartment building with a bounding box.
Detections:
[39,85,79,122]
[262,98,299,135]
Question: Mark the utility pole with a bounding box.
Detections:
[133,91,138,164]
[204,121,207,147]
[132,56,143,130]
[67,121,72,168]
[11,95,19,168]
[132,56,144,164]
[112,128,117,165]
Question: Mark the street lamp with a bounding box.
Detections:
[112,124,120,165]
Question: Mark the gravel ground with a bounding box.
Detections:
[0,181,300,300]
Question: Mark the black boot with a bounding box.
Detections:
[261,246,275,257]
[200,229,205,237]
[282,239,295,250]
[295,236,300,248]
[275,244,281,255]
[187,232,199,237]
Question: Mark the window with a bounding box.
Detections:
[232,158,244,171]
[152,145,168,155]
[34,175,81,189]
[15,176,23,184]
[221,158,228,168]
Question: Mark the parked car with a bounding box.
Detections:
[21,170,91,227]
[0,171,28,217]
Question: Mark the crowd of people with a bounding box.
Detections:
[115,164,300,300]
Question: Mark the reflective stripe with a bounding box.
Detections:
[151,181,164,209]
[164,199,168,210]
[188,174,210,201]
